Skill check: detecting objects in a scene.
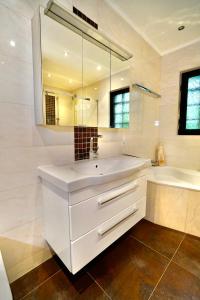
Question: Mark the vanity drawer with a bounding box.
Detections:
[68,169,148,205]
[69,176,146,241]
[70,198,146,274]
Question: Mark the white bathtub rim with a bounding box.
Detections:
[148,166,200,192]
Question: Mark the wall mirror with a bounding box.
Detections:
[41,13,82,126]
[33,7,132,128]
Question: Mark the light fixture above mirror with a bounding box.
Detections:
[45,0,133,61]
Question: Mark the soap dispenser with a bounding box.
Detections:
[157,144,166,166]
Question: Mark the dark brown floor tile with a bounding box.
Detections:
[87,236,169,300]
[11,256,61,300]
[23,269,109,300]
[129,219,184,258]
[173,234,200,279]
[150,262,200,299]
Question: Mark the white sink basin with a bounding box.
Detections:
[38,155,150,192]
[71,157,147,176]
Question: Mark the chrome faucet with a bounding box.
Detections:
[89,137,95,159]
[89,135,103,159]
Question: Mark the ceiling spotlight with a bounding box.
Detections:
[96,65,102,71]
[9,40,16,47]
[47,73,52,78]
[178,25,185,31]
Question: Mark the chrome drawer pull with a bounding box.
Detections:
[98,208,138,236]
[98,182,138,206]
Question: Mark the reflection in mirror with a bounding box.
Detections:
[41,14,82,126]
[73,38,111,127]
[110,56,131,128]
[81,38,111,127]
[110,87,130,128]
[41,11,131,128]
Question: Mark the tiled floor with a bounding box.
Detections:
[11,219,200,300]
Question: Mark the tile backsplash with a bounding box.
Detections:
[74,126,98,160]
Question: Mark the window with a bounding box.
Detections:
[179,68,200,135]
[110,87,130,128]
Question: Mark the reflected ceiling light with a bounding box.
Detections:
[94,87,98,90]
[1,61,5,65]
[96,65,101,71]
[178,25,185,31]
[154,120,160,127]
[64,50,69,57]
[9,40,16,47]
[47,73,52,78]
[120,78,124,81]
[69,79,72,83]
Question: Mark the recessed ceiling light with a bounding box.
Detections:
[47,73,52,78]
[178,25,185,31]
[96,65,101,71]
[154,120,160,127]
[9,40,16,47]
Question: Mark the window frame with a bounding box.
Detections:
[178,68,200,135]
[110,86,130,128]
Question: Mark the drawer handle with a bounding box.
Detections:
[98,208,138,236]
[98,182,138,206]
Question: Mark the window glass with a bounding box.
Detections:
[186,75,200,130]
[179,69,200,135]
[110,87,130,128]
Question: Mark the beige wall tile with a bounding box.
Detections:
[146,182,188,232]
[185,190,200,237]
[160,41,200,169]
[0,219,52,282]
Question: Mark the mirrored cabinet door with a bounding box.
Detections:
[82,39,111,128]
[41,12,83,126]
[110,55,131,128]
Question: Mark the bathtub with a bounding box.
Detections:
[146,166,200,238]
[148,166,200,191]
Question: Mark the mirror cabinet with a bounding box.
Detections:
[32,8,131,128]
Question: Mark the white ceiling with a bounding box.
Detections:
[3,0,200,56]
[106,0,200,55]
